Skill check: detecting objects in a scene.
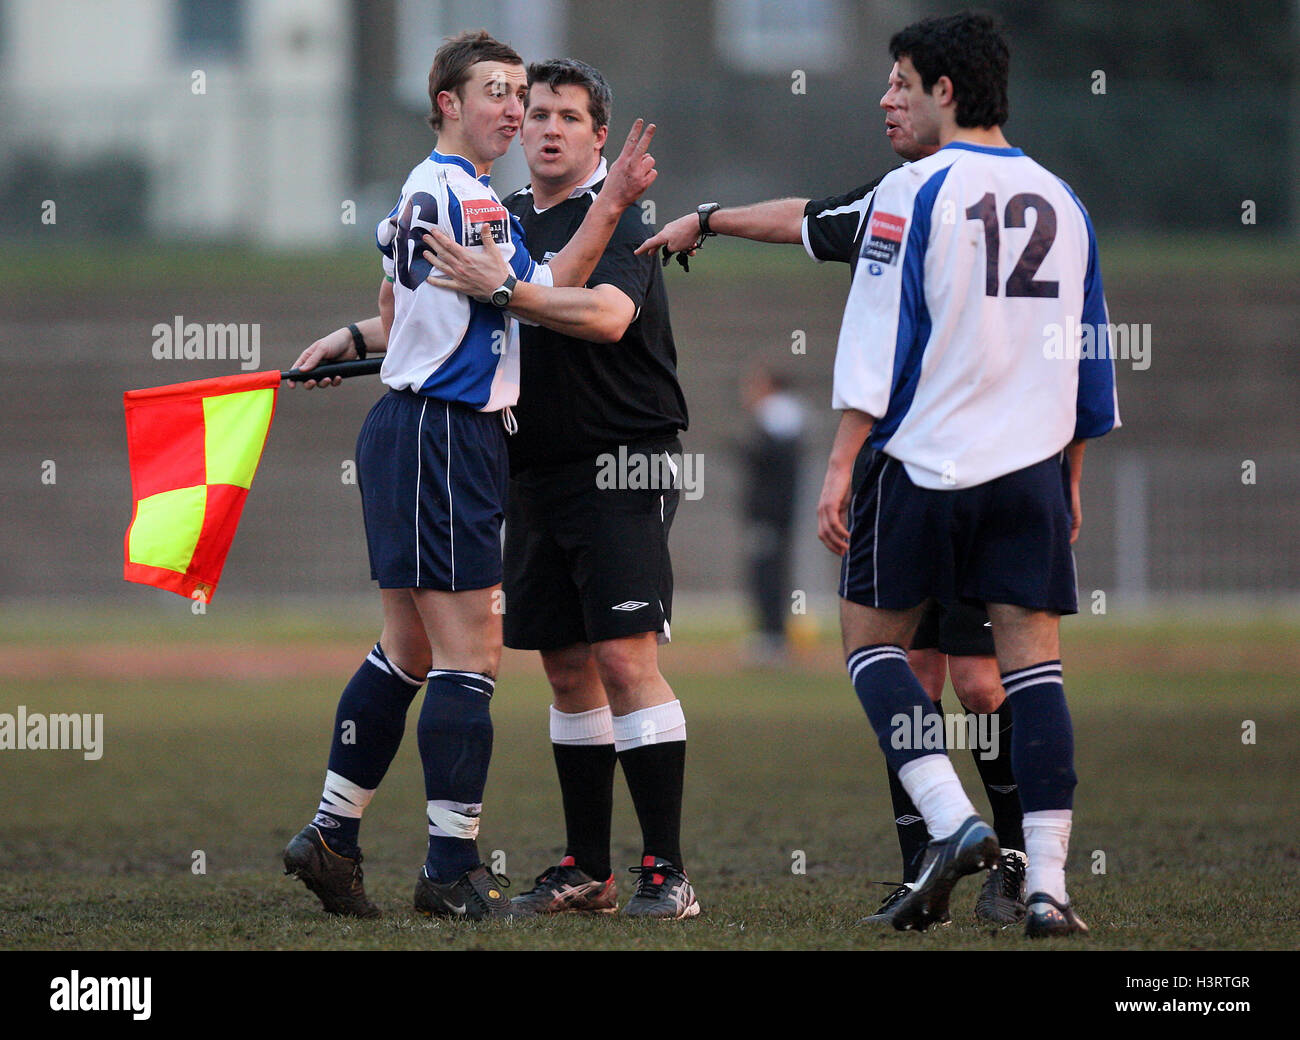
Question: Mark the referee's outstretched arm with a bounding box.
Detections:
[637,199,808,260]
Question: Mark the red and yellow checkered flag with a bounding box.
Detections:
[122,370,280,601]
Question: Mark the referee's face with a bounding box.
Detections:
[880,58,938,160]
[522,82,608,191]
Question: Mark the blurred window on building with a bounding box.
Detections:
[715,0,848,72]
[393,0,565,111]
[175,0,246,61]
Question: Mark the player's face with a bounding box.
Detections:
[880,58,941,159]
[522,82,608,190]
[449,61,528,166]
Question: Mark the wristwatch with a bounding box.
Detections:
[490,273,517,308]
[697,202,721,239]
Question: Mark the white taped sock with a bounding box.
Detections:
[897,754,978,840]
[427,800,482,840]
[1023,809,1072,903]
[317,769,376,820]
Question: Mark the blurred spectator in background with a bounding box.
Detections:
[740,364,806,664]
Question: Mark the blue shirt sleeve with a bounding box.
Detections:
[1074,211,1118,439]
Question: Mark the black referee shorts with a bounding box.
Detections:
[910,599,996,657]
[503,443,680,651]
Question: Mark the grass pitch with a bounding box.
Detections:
[1,606,1297,952]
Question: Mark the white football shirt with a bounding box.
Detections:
[834,142,1119,489]
[376,149,553,411]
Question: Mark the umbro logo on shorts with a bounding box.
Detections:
[611,600,650,612]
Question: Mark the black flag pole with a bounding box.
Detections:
[280,359,383,382]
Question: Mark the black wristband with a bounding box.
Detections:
[697,202,721,238]
[346,323,367,361]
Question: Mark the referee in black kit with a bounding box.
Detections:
[423,58,698,919]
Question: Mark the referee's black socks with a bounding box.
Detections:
[613,701,688,870]
[970,698,1024,854]
[550,705,617,881]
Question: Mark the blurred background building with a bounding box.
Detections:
[4,0,1296,243]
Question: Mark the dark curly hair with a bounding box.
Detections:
[890,11,1009,128]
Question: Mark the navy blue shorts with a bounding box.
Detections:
[840,451,1078,615]
[356,389,508,591]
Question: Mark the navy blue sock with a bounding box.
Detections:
[847,644,944,775]
[313,643,423,854]
[418,671,495,882]
[1001,661,1076,811]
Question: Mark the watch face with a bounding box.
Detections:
[492,289,510,307]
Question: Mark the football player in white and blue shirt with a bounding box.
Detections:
[282,31,657,921]
[375,148,546,410]
[817,12,1117,937]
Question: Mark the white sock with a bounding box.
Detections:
[1023,809,1073,903]
[316,769,375,821]
[427,800,481,839]
[549,704,614,746]
[897,754,977,840]
[611,700,686,752]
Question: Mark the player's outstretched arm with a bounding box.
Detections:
[636,199,810,260]
[817,409,875,555]
[423,230,636,343]
[287,306,387,390]
[546,119,657,288]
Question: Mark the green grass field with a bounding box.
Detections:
[1,606,1296,952]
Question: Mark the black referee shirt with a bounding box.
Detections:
[802,172,888,275]
[803,169,894,485]
[504,178,688,473]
